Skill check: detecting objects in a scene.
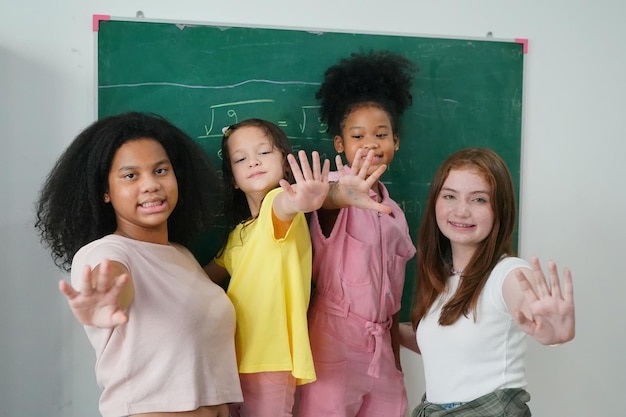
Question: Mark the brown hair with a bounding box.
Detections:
[216,119,295,255]
[410,148,517,327]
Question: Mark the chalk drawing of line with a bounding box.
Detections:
[210,99,275,108]
[98,80,321,89]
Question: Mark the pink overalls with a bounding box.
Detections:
[297,180,416,417]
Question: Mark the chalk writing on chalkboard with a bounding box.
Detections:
[97,19,524,320]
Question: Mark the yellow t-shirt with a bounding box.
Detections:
[215,188,316,385]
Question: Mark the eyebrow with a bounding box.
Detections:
[441,186,490,195]
[117,158,171,172]
[349,124,390,130]
[229,142,273,154]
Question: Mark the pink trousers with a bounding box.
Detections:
[296,307,407,417]
[230,371,296,417]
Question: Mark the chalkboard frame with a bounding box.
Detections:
[96,17,526,320]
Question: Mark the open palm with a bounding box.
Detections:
[58,259,130,328]
[515,257,575,345]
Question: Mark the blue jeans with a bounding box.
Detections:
[436,402,466,410]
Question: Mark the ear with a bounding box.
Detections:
[104,193,111,203]
[393,134,400,151]
[334,135,344,153]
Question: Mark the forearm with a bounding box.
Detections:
[398,322,420,354]
[203,260,230,285]
[390,313,402,370]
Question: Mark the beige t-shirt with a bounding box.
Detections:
[71,234,242,417]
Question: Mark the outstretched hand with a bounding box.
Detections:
[278,149,331,214]
[331,149,392,214]
[514,256,575,345]
[58,258,130,328]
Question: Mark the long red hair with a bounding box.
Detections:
[410,148,517,327]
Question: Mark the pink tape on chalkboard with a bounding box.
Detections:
[93,14,111,32]
[514,38,528,54]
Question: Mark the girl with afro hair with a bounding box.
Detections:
[35,112,242,417]
[297,50,418,417]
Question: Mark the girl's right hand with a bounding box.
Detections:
[59,258,130,327]
[278,149,331,215]
[332,149,392,214]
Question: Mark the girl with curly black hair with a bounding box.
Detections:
[297,50,418,417]
[35,112,242,417]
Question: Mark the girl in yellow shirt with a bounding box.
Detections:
[204,119,330,417]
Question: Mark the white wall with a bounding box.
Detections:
[1,1,623,416]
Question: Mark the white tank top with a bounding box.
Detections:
[416,256,531,403]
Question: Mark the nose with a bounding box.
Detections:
[141,174,162,193]
[248,156,260,167]
[454,200,470,216]
[362,137,379,150]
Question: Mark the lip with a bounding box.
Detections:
[449,221,475,229]
[138,199,167,213]
[248,170,265,179]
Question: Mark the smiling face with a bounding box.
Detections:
[104,138,178,243]
[226,125,285,202]
[435,168,495,254]
[335,105,399,177]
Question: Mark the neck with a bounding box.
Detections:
[244,192,265,217]
[450,244,476,276]
[244,186,277,217]
[114,225,169,245]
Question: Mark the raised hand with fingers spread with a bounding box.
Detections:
[58,258,130,327]
[325,148,392,214]
[277,149,330,217]
[514,256,575,345]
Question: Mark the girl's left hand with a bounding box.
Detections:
[279,150,330,213]
[331,149,392,214]
[514,257,575,345]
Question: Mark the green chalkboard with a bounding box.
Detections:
[97,19,524,321]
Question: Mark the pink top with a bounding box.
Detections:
[308,175,415,376]
[71,235,242,417]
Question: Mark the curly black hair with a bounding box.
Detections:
[35,112,221,271]
[317,50,418,137]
